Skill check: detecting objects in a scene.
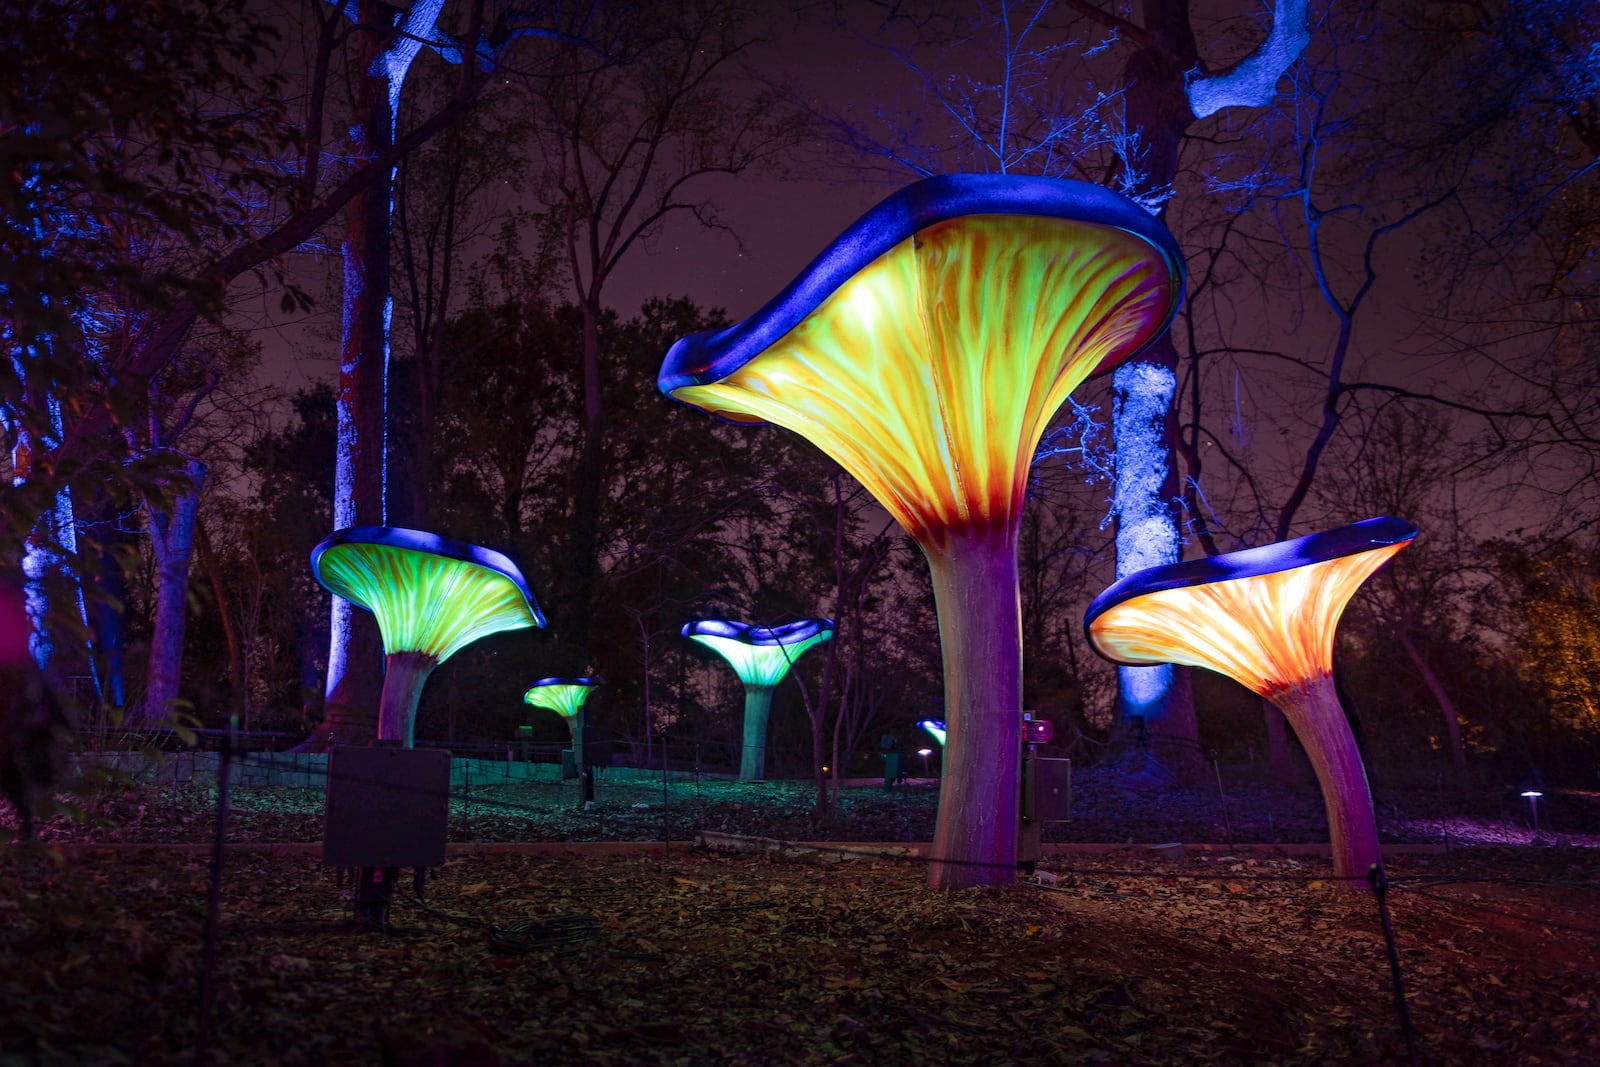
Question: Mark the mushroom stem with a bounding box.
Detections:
[1269,672,1382,886]
[739,684,776,782]
[377,650,438,747]
[925,528,1023,890]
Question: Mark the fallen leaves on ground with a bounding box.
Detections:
[0,844,1596,1065]
[14,770,1600,849]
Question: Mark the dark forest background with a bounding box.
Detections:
[3,0,1596,785]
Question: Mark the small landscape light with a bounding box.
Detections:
[1521,789,1543,834]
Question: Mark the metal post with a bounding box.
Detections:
[1017,713,1040,875]
[1210,750,1235,846]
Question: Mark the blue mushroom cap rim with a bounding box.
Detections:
[310,525,545,629]
[528,676,604,689]
[658,173,1186,395]
[1083,516,1418,641]
[681,618,835,646]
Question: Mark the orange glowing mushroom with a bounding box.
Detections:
[660,174,1183,888]
[1085,516,1418,885]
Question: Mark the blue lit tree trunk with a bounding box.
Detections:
[86,510,130,713]
[1110,346,1198,768]
[1105,0,1309,771]
[322,0,446,749]
[138,460,205,726]
[10,380,92,678]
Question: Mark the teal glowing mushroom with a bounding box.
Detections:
[683,618,833,782]
[311,527,544,746]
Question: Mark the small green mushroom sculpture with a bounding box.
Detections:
[311,527,545,746]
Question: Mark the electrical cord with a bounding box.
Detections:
[405,869,599,954]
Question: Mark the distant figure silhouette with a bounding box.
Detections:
[0,569,73,840]
[880,734,901,793]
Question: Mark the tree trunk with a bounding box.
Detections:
[564,295,607,667]
[1269,672,1381,886]
[1111,349,1202,775]
[925,527,1023,890]
[194,517,244,710]
[139,460,205,726]
[738,684,775,782]
[321,0,400,750]
[82,491,133,713]
[1396,628,1468,775]
[1106,5,1202,753]
[11,396,86,673]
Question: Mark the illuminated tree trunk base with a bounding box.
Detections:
[739,685,775,782]
[925,530,1022,890]
[1268,673,1381,887]
[140,460,205,727]
[318,606,383,750]
[377,650,437,747]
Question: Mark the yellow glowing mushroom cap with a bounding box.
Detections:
[311,526,545,663]
[658,174,1184,546]
[1084,517,1417,696]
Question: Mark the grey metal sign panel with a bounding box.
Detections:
[1034,757,1072,823]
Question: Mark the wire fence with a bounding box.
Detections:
[22,727,1599,1067]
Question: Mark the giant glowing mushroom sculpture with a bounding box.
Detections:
[682,618,833,782]
[311,527,545,746]
[660,174,1183,887]
[1084,516,1418,885]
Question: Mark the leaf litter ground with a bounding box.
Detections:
[2,774,1598,1065]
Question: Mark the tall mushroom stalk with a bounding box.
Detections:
[660,174,1183,888]
[1084,516,1417,885]
[682,619,833,782]
[311,527,545,746]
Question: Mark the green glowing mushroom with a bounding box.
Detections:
[525,676,604,804]
[311,527,545,746]
[523,676,603,742]
[682,618,834,782]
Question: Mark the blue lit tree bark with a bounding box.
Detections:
[1096,0,1310,767]
[140,459,205,726]
[322,0,448,747]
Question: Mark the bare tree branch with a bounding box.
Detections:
[1186,0,1312,120]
